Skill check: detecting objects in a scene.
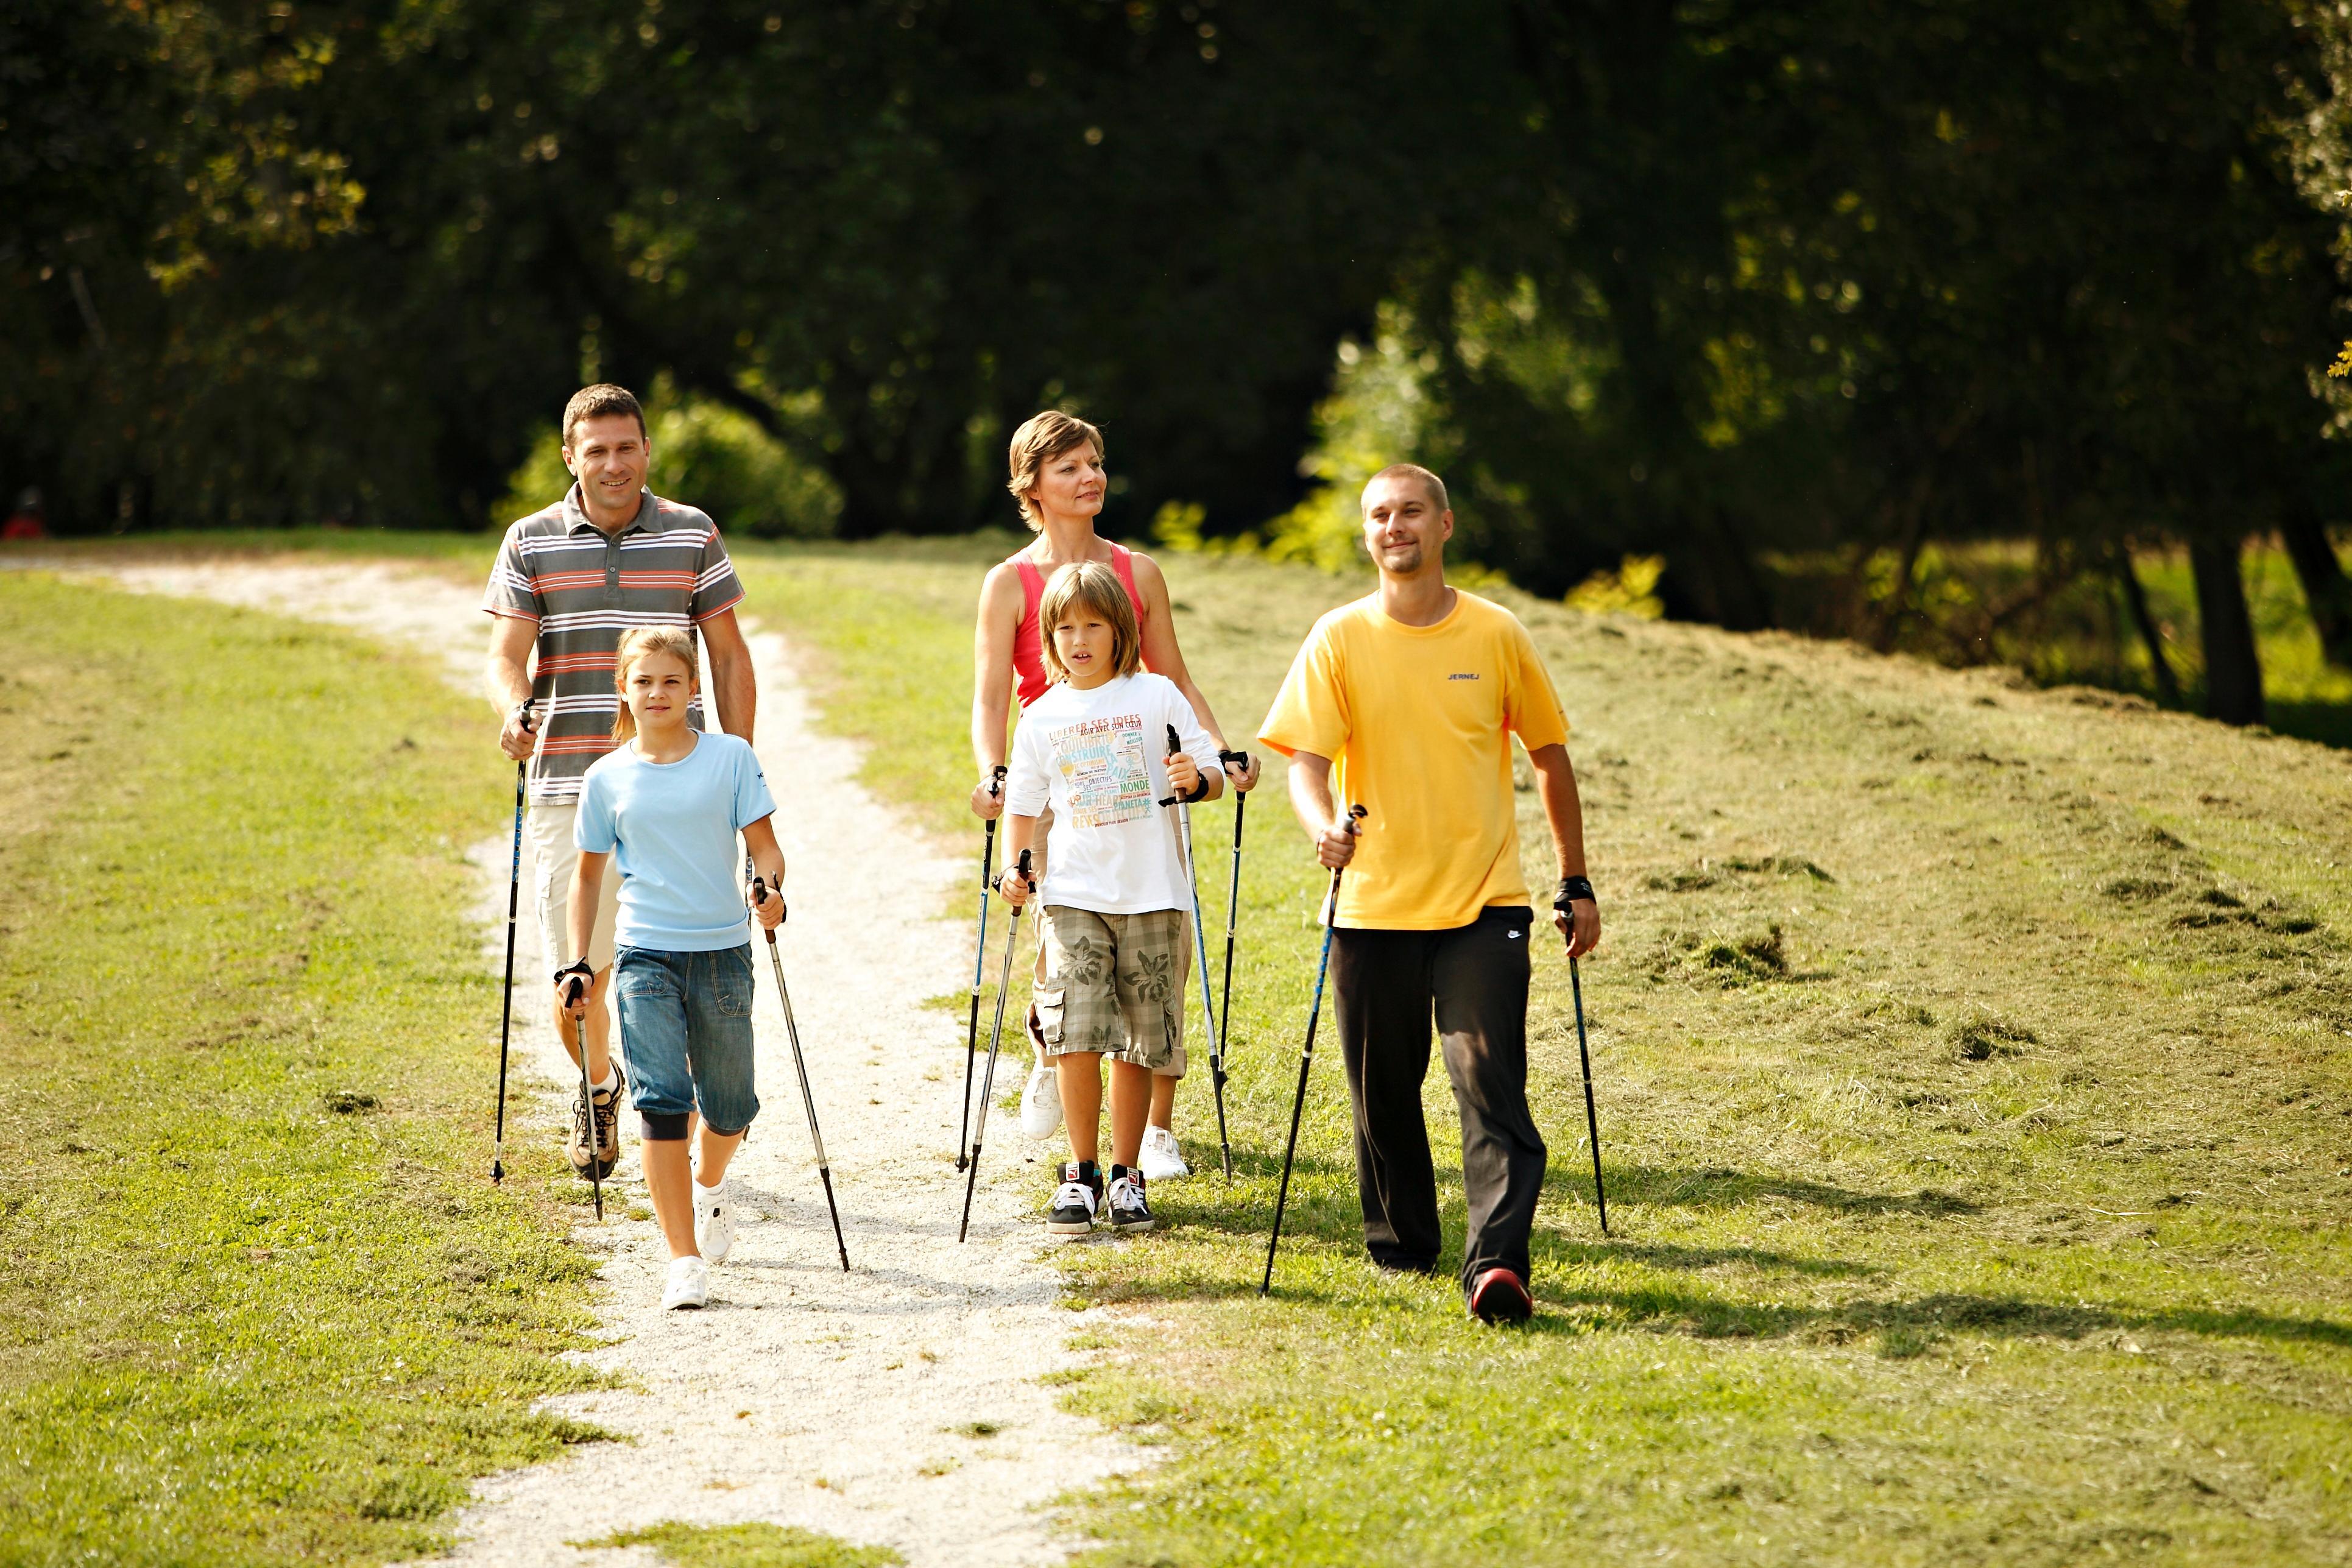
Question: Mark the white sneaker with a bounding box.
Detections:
[662,1254,708,1310]
[1139,1124,1188,1182]
[1020,1054,1064,1142]
[693,1178,735,1265]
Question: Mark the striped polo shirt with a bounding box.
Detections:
[482,485,746,805]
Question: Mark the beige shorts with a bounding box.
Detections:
[529,802,619,976]
[1023,804,1188,1076]
[1034,906,1187,1070]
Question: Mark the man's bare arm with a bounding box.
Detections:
[1527,742,1599,956]
[487,614,539,760]
[702,609,758,743]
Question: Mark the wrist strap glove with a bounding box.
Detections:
[1555,875,1596,909]
[552,957,592,986]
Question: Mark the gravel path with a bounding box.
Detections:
[96,558,1142,1566]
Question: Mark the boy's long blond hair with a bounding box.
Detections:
[1039,561,1142,683]
[610,626,699,744]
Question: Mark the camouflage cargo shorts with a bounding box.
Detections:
[1034,905,1187,1070]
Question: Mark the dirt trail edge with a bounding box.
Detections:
[95,559,1142,1567]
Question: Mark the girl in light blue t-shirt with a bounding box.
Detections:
[560,627,782,1311]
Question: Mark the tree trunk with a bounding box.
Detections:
[2187,535,2265,726]
[2280,507,2352,670]
[2111,549,2183,707]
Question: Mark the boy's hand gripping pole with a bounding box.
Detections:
[752,873,850,1271]
[1213,749,1251,1180]
[959,847,1031,1243]
[957,766,1006,1171]
[1262,804,1364,1296]
[563,972,604,1223]
[1159,725,1226,1179]
[1569,951,1609,1237]
[493,697,535,1185]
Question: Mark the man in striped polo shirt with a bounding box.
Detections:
[482,383,758,1178]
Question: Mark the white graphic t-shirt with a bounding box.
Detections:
[1005,672,1222,915]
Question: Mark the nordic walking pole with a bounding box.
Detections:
[492,698,535,1185]
[1568,953,1610,1237]
[751,874,850,1271]
[1213,750,1251,1181]
[1262,804,1363,1296]
[563,972,604,1222]
[960,847,1032,1243]
[956,765,1006,1171]
[1161,726,1224,1172]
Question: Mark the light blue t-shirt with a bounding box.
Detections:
[574,732,778,953]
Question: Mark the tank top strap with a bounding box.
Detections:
[1008,551,1050,710]
[1108,543,1147,624]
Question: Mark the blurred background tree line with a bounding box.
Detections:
[9,0,2352,729]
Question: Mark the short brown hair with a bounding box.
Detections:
[562,384,647,450]
[1362,462,1448,515]
[1038,561,1142,683]
[1006,410,1104,531]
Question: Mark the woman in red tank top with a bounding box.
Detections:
[969,411,1261,1176]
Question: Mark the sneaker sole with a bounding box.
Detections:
[1046,1218,1095,1236]
[1111,1217,1156,1233]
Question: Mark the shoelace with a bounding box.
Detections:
[1111,1179,1148,1217]
[1052,1181,1096,1213]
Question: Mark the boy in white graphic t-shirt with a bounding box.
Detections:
[998,562,1223,1236]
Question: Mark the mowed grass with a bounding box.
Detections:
[0,573,604,1566]
[728,540,2352,1566]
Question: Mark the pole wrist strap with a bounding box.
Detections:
[552,957,592,986]
[1555,875,1597,908]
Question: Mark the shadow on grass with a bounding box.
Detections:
[1542,1162,1982,1217]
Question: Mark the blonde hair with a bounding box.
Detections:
[610,626,699,744]
[1039,562,1142,683]
[1006,411,1104,531]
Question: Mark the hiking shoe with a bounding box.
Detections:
[590,1065,627,1179]
[1046,1162,1101,1237]
[567,1081,596,1175]
[662,1254,709,1311]
[1020,1034,1063,1142]
[1139,1124,1188,1182]
[1106,1168,1154,1234]
[1467,1267,1533,1326]
[693,1177,736,1265]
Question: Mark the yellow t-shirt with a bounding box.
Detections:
[1258,590,1569,930]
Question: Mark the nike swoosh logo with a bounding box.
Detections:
[1508,931,1523,939]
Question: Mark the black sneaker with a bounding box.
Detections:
[1046,1160,1101,1237]
[1106,1166,1154,1233]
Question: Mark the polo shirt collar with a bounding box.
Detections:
[562,482,654,538]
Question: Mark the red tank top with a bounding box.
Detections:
[1010,543,1148,708]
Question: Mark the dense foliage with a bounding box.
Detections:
[7,0,2352,718]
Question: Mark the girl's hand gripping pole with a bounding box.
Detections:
[563,972,604,1223]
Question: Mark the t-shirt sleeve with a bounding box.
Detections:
[482,526,540,621]
[1503,618,1570,750]
[574,768,618,853]
[690,525,747,624]
[1258,618,1349,761]
[1003,713,1050,818]
[731,740,777,830]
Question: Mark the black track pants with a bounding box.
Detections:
[1330,905,1547,1291]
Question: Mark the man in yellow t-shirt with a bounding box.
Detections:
[1259,463,1602,1326]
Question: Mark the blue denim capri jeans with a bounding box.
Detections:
[614,943,760,1139]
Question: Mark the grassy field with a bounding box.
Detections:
[0,573,604,1566]
[727,540,2352,1566]
[9,532,2351,1566]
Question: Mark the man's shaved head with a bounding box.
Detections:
[1361,462,1447,516]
